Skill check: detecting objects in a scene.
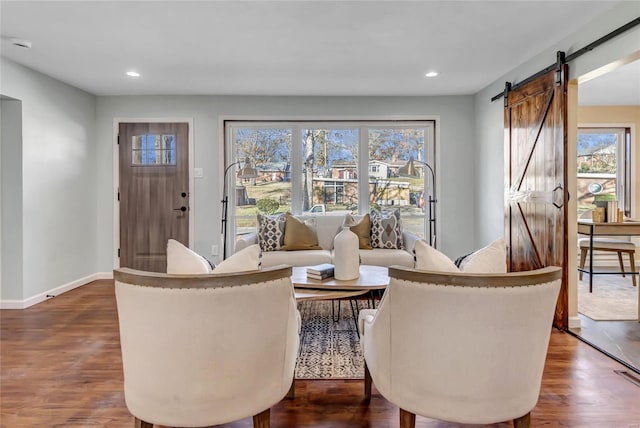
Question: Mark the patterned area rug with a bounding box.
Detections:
[578,274,638,321]
[295,300,364,379]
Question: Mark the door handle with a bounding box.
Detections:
[173,206,187,212]
[552,184,564,209]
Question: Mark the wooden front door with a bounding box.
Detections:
[119,122,189,272]
[504,66,569,329]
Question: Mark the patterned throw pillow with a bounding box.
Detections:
[370,210,403,249]
[257,213,286,252]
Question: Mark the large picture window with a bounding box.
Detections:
[225,120,436,245]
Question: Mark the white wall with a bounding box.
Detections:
[0,58,98,302]
[96,95,476,268]
[1,97,23,300]
[473,2,640,245]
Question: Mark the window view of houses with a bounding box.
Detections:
[228,122,435,238]
[576,127,629,217]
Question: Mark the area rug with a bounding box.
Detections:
[295,300,364,379]
[578,275,637,321]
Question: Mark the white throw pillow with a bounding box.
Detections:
[414,239,459,273]
[213,244,261,274]
[414,238,507,274]
[460,238,507,273]
[166,239,213,274]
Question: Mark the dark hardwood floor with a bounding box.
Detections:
[2,280,640,427]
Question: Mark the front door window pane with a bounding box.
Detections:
[131,134,176,166]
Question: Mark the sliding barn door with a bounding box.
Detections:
[504,66,569,329]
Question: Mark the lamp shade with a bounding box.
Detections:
[237,157,259,179]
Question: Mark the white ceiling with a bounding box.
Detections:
[579,60,640,106]
[0,1,624,97]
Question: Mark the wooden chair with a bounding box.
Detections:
[359,266,561,428]
[578,210,636,288]
[114,265,299,428]
[579,239,637,287]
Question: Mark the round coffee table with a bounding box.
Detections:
[291,265,389,300]
[292,265,389,337]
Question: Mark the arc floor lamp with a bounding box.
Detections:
[398,156,437,247]
[221,157,259,259]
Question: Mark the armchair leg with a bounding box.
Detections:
[400,408,416,428]
[134,417,153,428]
[513,412,531,428]
[253,408,270,428]
[364,361,372,401]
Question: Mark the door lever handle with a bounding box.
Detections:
[173,206,187,212]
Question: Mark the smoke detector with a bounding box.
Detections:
[10,38,32,49]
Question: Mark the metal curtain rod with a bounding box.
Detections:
[491,17,640,102]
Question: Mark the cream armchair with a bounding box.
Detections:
[359,266,562,428]
[114,265,300,428]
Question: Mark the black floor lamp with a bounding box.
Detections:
[221,157,258,259]
[398,156,437,247]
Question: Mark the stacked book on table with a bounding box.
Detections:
[306,263,335,281]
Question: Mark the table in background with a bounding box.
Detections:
[577,220,640,322]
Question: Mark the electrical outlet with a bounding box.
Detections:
[211,245,219,256]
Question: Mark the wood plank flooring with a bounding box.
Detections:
[2,280,640,427]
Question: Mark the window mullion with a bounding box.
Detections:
[358,125,369,215]
[291,124,303,214]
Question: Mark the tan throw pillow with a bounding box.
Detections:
[281,213,322,251]
[347,214,372,250]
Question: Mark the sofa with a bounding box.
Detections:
[235,213,419,268]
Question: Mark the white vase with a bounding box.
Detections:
[334,227,360,280]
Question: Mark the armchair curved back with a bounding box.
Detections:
[114,265,299,427]
[362,266,561,426]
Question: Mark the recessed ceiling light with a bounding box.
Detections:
[425,71,439,78]
[126,71,141,77]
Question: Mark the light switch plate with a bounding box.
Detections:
[194,168,203,178]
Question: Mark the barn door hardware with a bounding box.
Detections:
[503,81,512,108]
[555,51,566,86]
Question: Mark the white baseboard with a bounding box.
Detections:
[0,300,25,310]
[569,316,582,329]
[0,271,113,310]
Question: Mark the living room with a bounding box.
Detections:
[1,1,640,427]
